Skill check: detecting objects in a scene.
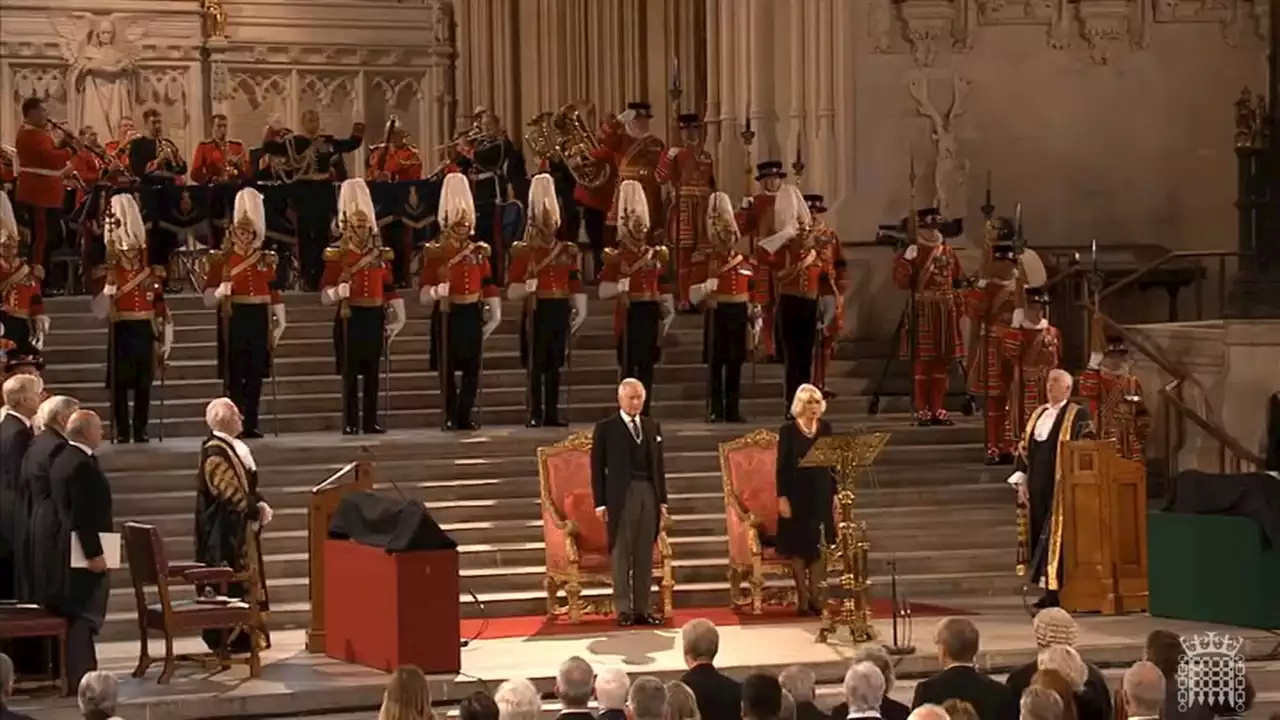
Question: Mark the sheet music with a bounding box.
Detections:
[70,532,121,569]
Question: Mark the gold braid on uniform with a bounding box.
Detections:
[201,453,249,512]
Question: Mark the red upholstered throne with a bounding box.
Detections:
[537,431,675,622]
[719,429,795,614]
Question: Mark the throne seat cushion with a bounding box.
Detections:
[563,489,609,555]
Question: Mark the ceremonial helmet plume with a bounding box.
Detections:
[107,193,147,251]
[616,180,650,241]
[0,191,18,249]
[232,187,266,247]
[337,178,377,231]
[439,172,476,234]
[706,191,739,243]
[527,172,560,233]
[772,183,811,234]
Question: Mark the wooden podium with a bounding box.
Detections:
[306,450,376,653]
[1058,440,1149,614]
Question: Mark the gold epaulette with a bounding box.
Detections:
[32,264,45,280]
[206,249,225,265]
[691,249,708,263]
[228,139,245,147]
[602,247,620,264]
[262,250,278,268]
[473,241,492,258]
[369,142,387,151]
[656,246,670,264]
[323,245,342,263]
[198,138,216,146]
[423,242,442,259]
[381,247,395,262]
[510,240,529,257]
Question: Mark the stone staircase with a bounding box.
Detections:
[34,291,1010,643]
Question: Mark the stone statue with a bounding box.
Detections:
[202,0,229,40]
[52,14,147,141]
[908,72,971,225]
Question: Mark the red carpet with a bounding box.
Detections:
[460,599,973,641]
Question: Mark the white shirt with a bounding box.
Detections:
[1033,399,1069,442]
[68,440,94,456]
[848,712,882,720]
[619,410,643,443]
[212,430,256,471]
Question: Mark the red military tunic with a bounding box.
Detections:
[656,145,715,251]
[420,240,499,305]
[689,248,766,305]
[204,249,282,304]
[0,259,45,321]
[322,246,399,306]
[892,241,965,362]
[1079,367,1150,461]
[106,261,170,321]
[599,245,671,338]
[507,240,584,298]
[15,123,72,209]
[190,139,250,184]
[738,192,780,356]
[70,147,104,186]
[770,241,834,302]
[1002,319,1062,435]
[366,145,424,182]
[592,117,665,228]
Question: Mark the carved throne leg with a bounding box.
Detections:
[661,563,675,619]
[544,575,560,619]
[566,579,584,623]
[749,559,765,615]
[727,566,743,609]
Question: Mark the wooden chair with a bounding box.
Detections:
[0,606,68,696]
[537,431,675,622]
[122,522,264,684]
[718,428,798,614]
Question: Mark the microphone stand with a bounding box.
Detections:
[885,557,915,655]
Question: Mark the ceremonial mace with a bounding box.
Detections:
[740,105,759,385]
[104,202,121,444]
[669,56,683,310]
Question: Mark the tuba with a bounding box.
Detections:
[525,104,611,189]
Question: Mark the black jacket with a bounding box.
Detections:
[40,445,113,621]
[15,430,67,600]
[911,666,1016,720]
[0,413,34,559]
[681,663,742,720]
[1005,660,1112,720]
[590,414,668,549]
[831,697,910,720]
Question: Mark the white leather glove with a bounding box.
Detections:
[34,315,50,338]
[1006,470,1027,486]
[337,283,351,300]
[162,319,174,361]
[526,278,538,293]
[704,277,719,293]
[258,501,274,525]
[689,283,708,307]
[435,282,450,298]
[386,297,406,340]
[666,147,680,159]
[617,109,637,125]
[482,296,502,339]
[818,296,837,329]
[659,294,676,337]
[976,278,989,289]
[214,281,232,299]
[740,197,753,211]
[904,245,919,261]
[271,304,287,346]
[571,293,588,333]
[202,288,217,308]
[618,276,631,294]
[419,285,432,305]
[103,283,118,297]
[90,293,111,320]
[1088,352,1103,369]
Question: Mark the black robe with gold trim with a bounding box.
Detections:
[195,434,271,652]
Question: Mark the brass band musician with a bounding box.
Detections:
[190,114,250,184]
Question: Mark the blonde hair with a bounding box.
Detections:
[1037,645,1087,693]
[664,680,701,720]
[377,666,433,720]
[790,383,826,418]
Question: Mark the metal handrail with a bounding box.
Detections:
[1097,250,1244,302]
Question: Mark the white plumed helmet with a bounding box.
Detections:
[232,187,266,246]
[107,193,147,251]
[527,173,560,231]
[615,180,649,241]
[439,172,476,232]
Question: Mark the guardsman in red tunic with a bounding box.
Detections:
[1001,287,1061,440]
[0,192,49,357]
[89,193,173,443]
[690,192,766,423]
[806,194,848,400]
[893,208,966,426]
[203,188,287,439]
[593,104,666,243]
[656,113,716,308]
[738,161,787,361]
[321,179,405,435]
[420,172,502,431]
[599,179,674,417]
[1079,331,1150,462]
[760,185,837,417]
[190,114,250,184]
[507,173,588,428]
[103,116,137,165]
[966,237,1021,463]
[14,98,74,290]
[366,128,423,182]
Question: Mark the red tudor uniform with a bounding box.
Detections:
[15,122,73,276]
[322,242,398,433]
[507,236,584,427]
[893,210,965,425]
[737,163,786,359]
[806,196,848,398]
[421,237,498,430]
[190,138,250,184]
[591,108,665,234]
[656,114,716,305]
[965,243,1022,462]
[0,255,46,356]
[1001,288,1061,441]
[1078,337,1151,462]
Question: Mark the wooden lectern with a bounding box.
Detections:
[1058,440,1149,614]
[306,449,376,653]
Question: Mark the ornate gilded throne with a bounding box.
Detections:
[718,429,796,614]
[537,431,675,622]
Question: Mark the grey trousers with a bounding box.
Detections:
[611,481,658,616]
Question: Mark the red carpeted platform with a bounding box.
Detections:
[460,600,973,641]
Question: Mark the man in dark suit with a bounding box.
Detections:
[15,395,77,602]
[594,667,629,720]
[555,656,596,720]
[40,410,112,690]
[743,673,783,720]
[0,374,41,601]
[591,378,668,626]
[0,653,38,720]
[680,619,742,720]
[779,666,832,720]
[911,617,1016,720]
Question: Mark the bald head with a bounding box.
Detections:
[205,397,243,436]
[907,705,950,720]
[617,378,645,416]
[1122,661,1166,717]
[65,410,103,450]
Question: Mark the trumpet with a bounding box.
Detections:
[431,127,489,152]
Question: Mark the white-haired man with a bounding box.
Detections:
[77,670,123,720]
[0,373,41,601]
[1005,608,1111,720]
[629,676,669,720]
[906,705,949,720]
[15,395,77,600]
[595,667,630,720]
[1006,368,1095,609]
[555,656,594,720]
[829,645,910,720]
[1121,661,1165,720]
[843,661,887,719]
[195,397,272,653]
[591,378,669,626]
[680,618,741,720]
[912,617,1015,720]
[494,678,541,720]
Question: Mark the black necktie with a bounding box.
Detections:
[629,416,642,442]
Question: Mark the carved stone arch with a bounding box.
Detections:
[226,72,289,140]
[8,66,69,127]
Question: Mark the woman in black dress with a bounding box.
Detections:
[775,383,835,615]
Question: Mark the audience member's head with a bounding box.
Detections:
[1030,669,1079,720]
[1142,629,1182,680]
[595,667,630,711]
[494,679,540,720]
[664,680,701,720]
[458,692,499,720]
[35,394,78,434]
[205,396,243,436]
[907,704,950,720]
[843,661,885,714]
[1122,661,1166,719]
[377,665,433,720]
[934,617,980,666]
[2,374,42,417]
[1036,645,1087,693]
[1020,686,1065,720]
[78,670,120,719]
[940,700,978,720]
[1032,608,1079,649]
[779,690,796,720]
[742,673,783,720]
[849,644,896,695]
[66,409,103,451]
[628,676,669,720]
[681,618,720,667]
[0,653,13,707]
[778,665,816,705]
[555,656,594,709]
[1204,675,1255,718]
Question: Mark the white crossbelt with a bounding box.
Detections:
[20,167,63,177]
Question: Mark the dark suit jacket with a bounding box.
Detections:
[48,446,113,621]
[556,711,596,720]
[15,429,67,598]
[590,413,668,549]
[1,705,39,720]
[831,696,910,720]
[911,665,1016,720]
[1005,660,1112,720]
[681,663,742,720]
[0,412,34,557]
[598,709,626,720]
[796,700,829,720]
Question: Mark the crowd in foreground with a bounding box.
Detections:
[1,610,1270,720]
